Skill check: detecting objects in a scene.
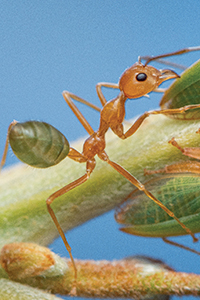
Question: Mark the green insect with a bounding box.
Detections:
[1,47,200,281]
[116,55,200,255]
[115,173,200,255]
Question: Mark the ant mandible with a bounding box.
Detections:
[2,46,200,281]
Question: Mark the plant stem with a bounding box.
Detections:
[1,242,200,298]
[1,115,200,248]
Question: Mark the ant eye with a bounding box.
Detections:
[136,73,147,81]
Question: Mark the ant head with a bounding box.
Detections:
[119,62,179,99]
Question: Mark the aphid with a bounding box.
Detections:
[2,46,200,280]
[115,172,200,256]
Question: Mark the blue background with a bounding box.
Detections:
[1,1,200,300]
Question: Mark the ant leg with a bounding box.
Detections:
[63,91,101,112]
[62,83,119,135]
[46,153,96,281]
[63,83,119,135]
[123,104,200,139]
[96,82,119,106]
[0,120,18,171]
[163,238,200,255]
[102,154,198,242]
[63,83,119,112]
[62,91,95,135]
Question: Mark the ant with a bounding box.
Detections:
[2,46,200,282]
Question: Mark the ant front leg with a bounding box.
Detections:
[46,148,96,282]
[96,82,119,106]
[62,91,97,136]
[122,104,200,139]
[62,83,119,134]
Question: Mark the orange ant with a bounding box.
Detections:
[2,46,200,281]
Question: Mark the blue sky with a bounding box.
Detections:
[1,2,200,299]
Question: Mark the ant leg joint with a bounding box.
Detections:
[138,183,145,191]
[46,197,53,206]
[121,134,126,140]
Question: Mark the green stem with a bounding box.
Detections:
[1,115,200,248]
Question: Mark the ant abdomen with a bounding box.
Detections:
[9,121,70,168]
